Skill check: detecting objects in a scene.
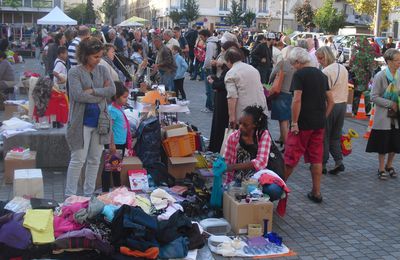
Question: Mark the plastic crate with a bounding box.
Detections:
[163,132,196,157]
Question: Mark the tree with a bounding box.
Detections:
[99,0,118,25]
[2,0,22,9]
[226,0,244,26]
[169,10,183,25]
[182,0,200,23]
[294,0,315,31]
[242,10,256,28]
[85,0,97,24]
[66,3,86,24]
[346,0,398,31]
[314,0,345,34]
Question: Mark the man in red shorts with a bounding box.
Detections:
[284,47,334,203]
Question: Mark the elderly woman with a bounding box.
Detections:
[366,48,400,180]
[65,37,116,197]
[284,47,334,203]
[316,46,349,175]
[269,45,296,148]
[99,43,124,82]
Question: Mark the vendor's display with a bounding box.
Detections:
[4,150,36,183]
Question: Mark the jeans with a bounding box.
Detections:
[174,78,186,100]
[65,126,103,197]
[204,68,214,110]
[188,47,195,75]
[160,71,176,91]
[192,60,204,80]
[323,102,346,166]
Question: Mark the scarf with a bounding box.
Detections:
[385,67,399,85]
[383,68,400,104]
[112,102,132,151]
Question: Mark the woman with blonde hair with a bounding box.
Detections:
[316,46,349,175]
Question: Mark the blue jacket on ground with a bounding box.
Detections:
[174,54,188,80]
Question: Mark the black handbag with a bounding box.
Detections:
[266,139,285,179]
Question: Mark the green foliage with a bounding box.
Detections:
[242,10,256,28]
[226,0,244,26]
[314,0,345,34]
[349,36,377,91]
[66,3,86,24]
[85,0,96,24]
[2,0,22,8]
[99,0,118,25]
[169,10,183,25]
[294,0,315,30]
[182,0,200,23]
[284,28,295,36]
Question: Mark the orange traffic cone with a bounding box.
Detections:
[355,94,368,120]
[363,105,375,139]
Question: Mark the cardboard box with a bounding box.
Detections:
[164,124,189,138]
[120,157,143,186]
[4,151,37,184]
[346,86,354,117]
[248,224,263,237]
[13,169,44,198]
[4,103,20,120]
[223,192,273,235]
[168,156,198,179]
[128,169,149,191]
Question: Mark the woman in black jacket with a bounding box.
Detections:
[208,41,239,153]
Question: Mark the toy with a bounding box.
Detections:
[341,128,359,156]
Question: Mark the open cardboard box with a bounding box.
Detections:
[163,124,189,138]
[167,156,198,179]
[4,151,37,184]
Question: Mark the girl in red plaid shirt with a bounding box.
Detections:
[223,106,272,184]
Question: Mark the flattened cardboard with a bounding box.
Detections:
[168,156,198,179]
[164,124,189,138]
[223,192,273,235]
[4,151,37,184]
[346,86,354,117]
[13,169,44,198]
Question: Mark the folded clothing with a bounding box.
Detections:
[74,196,105,224]
[159,236,189,259]
[54,201,88,238]
[120,246,159,259]
[156,210,192,245]
[23,209,55,244]
[0,212,32,249]
[150,188,176,210]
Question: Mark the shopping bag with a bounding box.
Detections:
[104,149,123,172]
[220,128,234,155]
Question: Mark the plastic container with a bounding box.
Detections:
[163,132,196,157]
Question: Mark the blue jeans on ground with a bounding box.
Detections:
[160,71,176,91]
[204,68,214,110]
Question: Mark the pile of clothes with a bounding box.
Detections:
[0,187,205,260]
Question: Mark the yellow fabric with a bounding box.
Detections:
[135,195,151,214]
[23,209,55,244]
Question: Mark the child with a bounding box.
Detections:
[172,45,188,100]
[52,46,68,91]
[130,42,144,65]
[102,82,131,192]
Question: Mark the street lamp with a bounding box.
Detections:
[280,0,285,32]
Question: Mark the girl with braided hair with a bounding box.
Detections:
[223,105,272,185]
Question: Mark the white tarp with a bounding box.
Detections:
[37,6,77,25]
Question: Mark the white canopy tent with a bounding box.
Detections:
[117,20,143,27]
[37,6,77,25]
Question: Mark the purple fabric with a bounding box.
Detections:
[56,228,102,241]
[0,212,32,249]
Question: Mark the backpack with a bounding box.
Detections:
[134,116,161,167]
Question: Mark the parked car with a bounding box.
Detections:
[290,32,324,47]
[335,34,374,63]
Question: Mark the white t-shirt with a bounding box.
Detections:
[53,58,67,89]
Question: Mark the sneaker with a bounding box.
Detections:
[328,164,345,175]
[201,108,213,113]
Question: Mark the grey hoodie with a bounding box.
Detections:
[203,36,219,69]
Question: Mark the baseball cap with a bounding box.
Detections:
[267,32,276,40]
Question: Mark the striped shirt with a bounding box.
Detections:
[68,37,81,67]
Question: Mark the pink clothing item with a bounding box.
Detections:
[223,130,272,183]
[63,195,90,205]
[54,201,88,238]
[97,187,136,206]
[258,170,290,217]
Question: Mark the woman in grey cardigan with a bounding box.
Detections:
[65,37,116,196]
[366,48,400,180]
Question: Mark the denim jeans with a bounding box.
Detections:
[192,60,204,80]
[65,126,103,197]
[204,68,214,110]
[160,71,176,91]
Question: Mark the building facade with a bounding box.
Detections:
[0,0,63,25]
[388,7,400,39]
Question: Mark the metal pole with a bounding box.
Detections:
[374,0,381,36]
[280,0,285,32]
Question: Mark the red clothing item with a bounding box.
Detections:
[33,89,69,124]
[258,170,290,217]
[370,42,381,57]
[223,130,271,183]
[120,246,159,259]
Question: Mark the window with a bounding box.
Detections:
[220,0,228,11]
[32,0,52,8]
[259,0,267,13]
[180,0,185,9]
[240,0,247,10]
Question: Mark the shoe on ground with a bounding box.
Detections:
[329,164,345,175]
[307,192,322,203]
[322,168,327,175]
[385,167,397,178]
[201,108,213,113]
[378,170,389,180]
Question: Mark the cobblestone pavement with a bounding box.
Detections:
[1,59,400,259]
